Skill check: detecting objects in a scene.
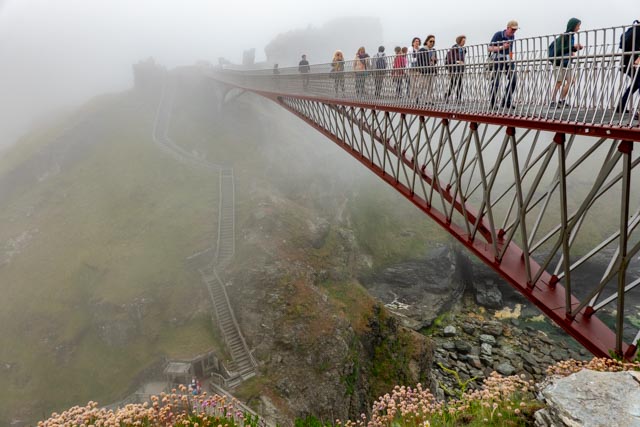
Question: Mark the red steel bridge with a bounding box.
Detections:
[209,24,640,359]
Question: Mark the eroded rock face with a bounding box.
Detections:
[362,245,467,330]
[224,193,432,425]
[535,370,640,427]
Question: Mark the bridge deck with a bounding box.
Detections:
[210,23,640,359]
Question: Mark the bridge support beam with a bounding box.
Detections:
[273,96,637,360]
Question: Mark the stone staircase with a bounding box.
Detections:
[155,82,255,387]
[215,168,235,267]
[200,265,255,378]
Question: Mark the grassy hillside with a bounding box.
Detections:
[0,69,449,424]
[0,89,223,422]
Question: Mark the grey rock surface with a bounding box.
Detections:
[443,326,457,337]
[495,362,516,376]
[535,370,640,427]
[474,280,503,308]
[479,334,496,345]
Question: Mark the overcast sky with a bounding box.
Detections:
[0,0,635,151]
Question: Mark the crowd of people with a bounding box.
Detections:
[289,18,640,118]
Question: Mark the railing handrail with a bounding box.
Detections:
[220,23,639,74]
[210,22,640,138]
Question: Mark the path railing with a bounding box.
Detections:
[213,24,640,132]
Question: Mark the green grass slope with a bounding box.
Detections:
[0,90,223,423]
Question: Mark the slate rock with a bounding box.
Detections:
[468,355,483,370]
[443,325,457,337]
[442,341,456,351]
[474,281,503,308]
[479,354,494,366]
[482,321,504,337]
[521,352,538,367]
[479,334,497,345]
[455,340,472,354]
[495,362,516,376]
[536,370,640,427]
[462,323,476,335]
[480,343,493,356]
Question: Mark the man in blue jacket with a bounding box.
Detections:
[488,20,519,110]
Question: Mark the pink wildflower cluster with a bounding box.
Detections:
[338,373,536,427]
[547,357,640,377]
[37,385,250,427]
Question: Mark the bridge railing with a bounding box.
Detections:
[214,24,640,130]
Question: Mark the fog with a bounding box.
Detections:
[0,0,635,151]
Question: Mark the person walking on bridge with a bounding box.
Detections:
[407,37,421,99]
[298,54,310,90]
[617,20,640,120]
[373,45,387,97]
[417,35,438,104]
[331,50,345,95]
[549,18,584,108]
[392,46,407,97]
[446,35,467,102]
[488,20,519,110]
[354,47,370,97]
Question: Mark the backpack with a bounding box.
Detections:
[375,53,386,69]
[620,21,640,50]
[548,34,572,66]
[446,48,455,65]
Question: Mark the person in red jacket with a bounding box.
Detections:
[392,46,407,97]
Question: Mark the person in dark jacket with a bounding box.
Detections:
[298,54,310,90]
[417,35,437,104]
[446,35,467,102]
[488,20,519,109]
[549,18,584,107]
[617,20,640,120]
[373,45,387,97]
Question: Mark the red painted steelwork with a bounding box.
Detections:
[250,90,640,143]
[275,96,626,359]
[332,106,494,243]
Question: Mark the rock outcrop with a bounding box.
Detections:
[535,370,640,426]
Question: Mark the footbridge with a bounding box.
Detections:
[209,24,640,359]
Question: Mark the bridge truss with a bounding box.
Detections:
[210,23,640,358]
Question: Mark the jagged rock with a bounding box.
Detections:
[462,323,476,335]
[455,340,472,354]
[456,362,469,374]
[470,368,485,380]
[479,354,493,366]
[537,332,555,345]
[535,370,640,427]
[442,341,456,351]
[550,349,569,361]
[521,352,538,367]
[495,362,516,376]
[480,343,492,356]
[474,280,503,308]
[363,245,465,330]
[443,326,457,337]
[481,321,504,337]
[467,355,483,369]
[479,334,496,345]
